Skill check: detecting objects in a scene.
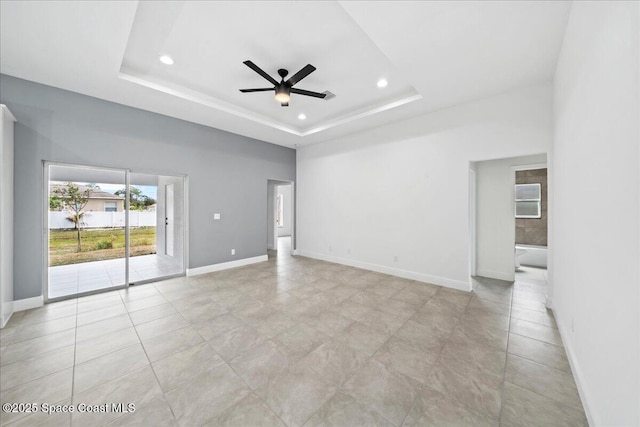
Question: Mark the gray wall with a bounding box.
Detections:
[0,74,296,300]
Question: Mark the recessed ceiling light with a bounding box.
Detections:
[377,79,388,88]
[159,55,174,65]
[298,114,306,120]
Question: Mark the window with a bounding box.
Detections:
[104,201,117,212]
[515,183,541,218]
[276,194,284,228]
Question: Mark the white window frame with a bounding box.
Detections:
[515,183,541,219]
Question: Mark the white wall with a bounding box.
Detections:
[551,1,639,425]
[0,105,15,327]
[475,154,546,282]
[277,185,292,237]
[297,83,552,290]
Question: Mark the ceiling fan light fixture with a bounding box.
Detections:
[275,88,290,103]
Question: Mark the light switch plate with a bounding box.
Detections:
[214,213,221,220]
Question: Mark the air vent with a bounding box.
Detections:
[322,91,336,101]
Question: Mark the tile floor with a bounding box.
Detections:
[0,239,587,426]
[49,254,183,299]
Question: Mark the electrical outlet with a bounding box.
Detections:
[231,249,235,255]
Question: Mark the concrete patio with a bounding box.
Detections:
[48,254,183,299]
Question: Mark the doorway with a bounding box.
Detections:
[267,179,294,256]
[45,163,186,301]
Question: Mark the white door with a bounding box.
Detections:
[165,184,174,257]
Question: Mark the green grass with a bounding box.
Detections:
[49,227,156,266]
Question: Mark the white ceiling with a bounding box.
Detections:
[0,1,571,148]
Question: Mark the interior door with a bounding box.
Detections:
[165,183,175,257]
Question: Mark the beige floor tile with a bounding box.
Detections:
[229,341,291,390]
[376,298,418,320]
[507,333,571,373]
[303,311,354,337]
[106,396,177,426]
[505,354,582,411]
[373,336,434,382]
[76,304,127,327]
[410,308,459,336]
[73,344,148,394]
[9,315,76,344]
[0,345,75,391]
[75,327,140,364]
[134,314,189,341]
[293,339,367,387]
[271,324,329,363]
[357,308,406,335]
[205,393,285,427]
[342,359,421,426]
[1,329,75,366]
[334,322,389,356]
[394,320,447,356]
[20,304,77,327]
[152,342,224,391]
[141,326,204,362]
[166,363,250,426]
[328,299,371,321]
[71,366,163,426]
[448,321,508,351]
[193,313,246,341]
[3,398,72,426]
[404,387,498,427]
[123,294,168,313]
[0,368,73,425]
[257,368,338,427]
[500,382,587,427]
[510,306,557,328]
[209,326,269,361]
[304,391,394,427]
[425,360,503,419]
[75,314,132,343]
[510,318,563,347]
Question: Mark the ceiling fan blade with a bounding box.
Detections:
[239,88,273,93]
[290,88,326,99]
[280,102,289,107]
[285,64,316,87]
[243,60,278,86]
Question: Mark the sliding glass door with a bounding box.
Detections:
[128,172,185,284]
[45,163,185,301]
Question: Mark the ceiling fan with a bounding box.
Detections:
[239,60,327,107]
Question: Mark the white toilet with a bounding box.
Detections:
[515,246,528,268]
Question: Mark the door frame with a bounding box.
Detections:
[43,161,188,302]
[267,179,295,255]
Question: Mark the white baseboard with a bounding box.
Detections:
[12,295,44,312]
[296,250,471,292]
[476,269,515,282]
[553,313,594,426]
[186,255,268,276]
[1,309,12,329]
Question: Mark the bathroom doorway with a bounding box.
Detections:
[471,154,547,283]
[267,179,294,256]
